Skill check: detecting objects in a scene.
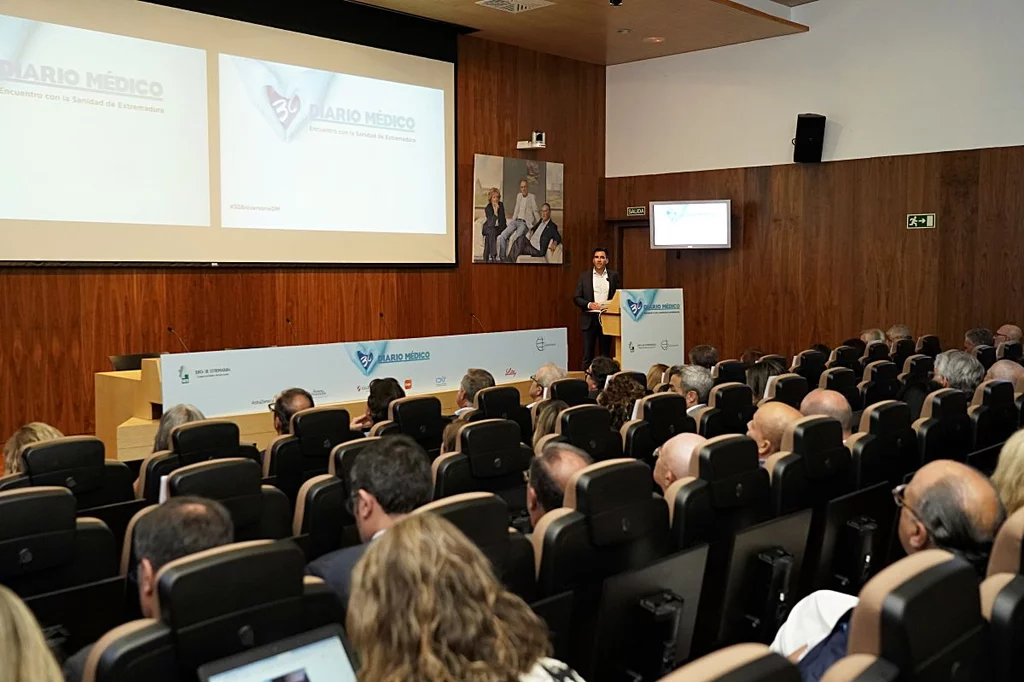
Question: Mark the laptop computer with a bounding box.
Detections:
[197,625,356,682]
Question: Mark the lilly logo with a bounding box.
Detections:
[356,350,374,371]
[505,368,517,377]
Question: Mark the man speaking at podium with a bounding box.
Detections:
[574,247,622,367]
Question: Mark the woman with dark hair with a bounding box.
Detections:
[597,374,645,431]
[351,378,406,431]
[746,357,787,404]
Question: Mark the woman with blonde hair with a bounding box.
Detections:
[482,187,507,262]
[348,513,585,682]
[992,430,1024,516]
[532,399,568,449]
[3,422,64,475]
[646,363,668,391]
[0,585,64,681]
[597,374,646,431]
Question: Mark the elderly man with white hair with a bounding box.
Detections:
[934,349,985,398]
[527,362,568,408]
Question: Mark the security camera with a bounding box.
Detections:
[516,131,546,150]
[610,0,622,6]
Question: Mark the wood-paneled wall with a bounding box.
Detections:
[0,36,607,437]
[606,146,1024,360]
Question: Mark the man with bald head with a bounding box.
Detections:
[747,402,803,464]
[771,459,1006,668]
[986,359,1024,393]
[994,324,1022,346]
[653,432,708,494]
[527,442,592,528]
[799,389,854,442]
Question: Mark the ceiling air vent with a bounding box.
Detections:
[476,0,554,14]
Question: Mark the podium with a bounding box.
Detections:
[598,288,685,372]
[600,291,625,364]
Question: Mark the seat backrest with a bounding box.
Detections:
[659,644,799,682]
[292,473,349,562]
[757,354,787,366]
[549,378,590,406]
[759,373,808,409]
[819,367,863,411]
[620,419,656,468]
[532,459,670,595]
[827,346,859,371]
[171,420,241,463]
[0,487,117,598]
[915,334,941,358]
[980,572,1024,682]
[666,434,771,551]
[968,379,1018,449]
[898,354,933,385]
[431,420,532,511]
[637,392,696,445]
[996,340,1023,362]
[889,339,915,375]
[713,360,748,386]
[21,437,134,509]
[698,382,756,438]
[389,395,444,455]
[972,344,997,371]
[986,507,1024,577]
[860,341,889,368]
[329,437,380,497]
[766,416,853,515]
[557,405,624,461]
[293,406,360,467]
[416,492,535,602]
[608,370,647,391]
[86,541,345,682]
[912,389,973,464]
[167,459,291,541]
[476,386,533,445]
[857,361,900,407]
[847,550,987,680]
[368,419,401,436]
[790,350,827,390]
[845,401,917,489]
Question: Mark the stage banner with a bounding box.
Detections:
[161,328,567,417]
[617,289,685,372]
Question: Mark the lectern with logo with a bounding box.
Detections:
[601,289,685,371]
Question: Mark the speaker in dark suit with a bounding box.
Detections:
[573,247,622,368]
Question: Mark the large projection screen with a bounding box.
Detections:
[0,0,455,264]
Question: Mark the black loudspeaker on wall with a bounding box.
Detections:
[793,113,826,163]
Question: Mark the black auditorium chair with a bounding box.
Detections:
[166,458,291,541]
[136,420,256,504]
[968,379,1019,450]
[826,346,859,372]
[857,361,900,407]
[431,419,532,514]
[764,416,852,516]
[368,419,401,436]
[889,339,915,375]
[635,392,696,445]
[608,370,648,391]
[819,367,863,411]
[83,541,345,682]
[845,401,917,489]
[756,354,787,367]
[987,507,1024,578]
[660,644,799,682]
[897,354,933,386]
[694,383,756,438]
[556,405,623,461]
[916,334,941,358]
[980,570,1024,682]
[858,341,890,375]
[620,418,656,468]
[263,406,360,505]
[712,360,748,386]
[389,395,444,457]
[531,459,671,596]
[758,373,808,409]
[972,344,997,371]
[996,340,1022,363]
[790,350,827,392]
[475,385,533,446]
[549,378,591,406]
[665,434,771,551]
[415,492,535,602]
[912,389,973,464]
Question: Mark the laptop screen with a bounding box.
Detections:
[199,628,356,682]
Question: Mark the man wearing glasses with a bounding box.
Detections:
[770,459,1005,673]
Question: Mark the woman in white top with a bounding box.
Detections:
[347,512,586,682]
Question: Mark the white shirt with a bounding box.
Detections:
[593,269,610,304]
[530,219,548,251]
[770,590,859,660]
[686,403,706,416]
[512,192,540,225]
[454,406,474,417]
[520,658,586,682]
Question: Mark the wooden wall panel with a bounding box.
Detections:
[0,36,606,437]
[607,146,1024,361]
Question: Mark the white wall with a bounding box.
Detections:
[606,0,1024,177]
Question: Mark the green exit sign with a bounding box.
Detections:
[907,213,936,229]
[626,206,646,217]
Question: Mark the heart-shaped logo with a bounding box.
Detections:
[356,350,374,371]
[265,86,300,129]
[628,298,644,317]
[230,56,335,142]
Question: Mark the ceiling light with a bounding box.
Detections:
[642,36,665,43]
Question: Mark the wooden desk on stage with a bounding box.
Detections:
[94,358,545,461]
[600,291,625,365]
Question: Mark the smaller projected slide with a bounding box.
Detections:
[0,14,210,226]
[652,201,731,248]
[219,54,446,234]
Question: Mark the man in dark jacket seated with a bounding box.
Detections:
[508,203,562,262]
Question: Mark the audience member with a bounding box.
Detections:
[740,348,766,368]
[675,365,714,415]
[994,323,1023,346]
[934,349,985,398]
[771,460,1005,667]
[964,327,995,353]
[585,356,620,398]
[441,415,469,455]
[992,431,1024,517]
[689,344,720,369]
[306,436,432,611]
[531,399,568,449]
[528,362,567,408]
[353,377,406,430]
[746,357,787,403]
[646,363,669,391]
[665,364,684,392]
[597,373,645,430]
[3,422,64,476]
[63,497,234,682]
[347,513,586,682]
[860,328,886,345]
[986,359,1024,393]
[269,387,314,435]
[652,433,708,494]
[799,389,854,442]
[885,324,913,345]
[527,442,592,528]
[454,369,495,416]
[153,404,205,453]
[810,343,831,356]
[0,585,63,682]
[746,402,802,464]
[841,337,867,358]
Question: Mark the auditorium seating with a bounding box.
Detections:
[826,346,859,372]
[986,507,1024,577]
[858,341,890,374]
[368,419,401,436]
[634,392,696,445]
[756,354,787,367]
[659,644,798,681]
[857,361,900,407]
[263,406,361,504]
[557,405,624,461]
[431,419,532,513]
[790,350,827,391]
[388,395,444,456]
[620,418,655,466]
[609,370,648,391]
[766,416,852,516]
[712,360,748,386]
[845,401,917,488]
[83,541,345,682]
[889,339,915,375]
[758,373,808,409]
[695,383,756,438]
[982,509,1024,682]
[897,354,933,386]
[549,378,591,406]
[916,334,941,358]
[972,344,997,371]
[968,379,1018,453]
[475,385,533,445]
[912,389,973,464]
[996,340,1022,362]
[819,367,863,411]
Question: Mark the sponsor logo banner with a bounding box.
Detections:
[618,289,685,372]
